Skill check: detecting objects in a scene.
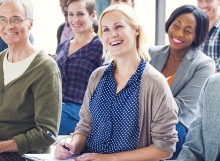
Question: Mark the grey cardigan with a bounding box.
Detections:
[177,74,220,161]
[74,63,178,153]
[149,45,215,128]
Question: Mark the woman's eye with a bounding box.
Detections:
[115,25,122,29]
[174,24,179,28]
[78,13,84,16]
[68,13,73,16]
[185,30,192,34]
[103,28,109,32]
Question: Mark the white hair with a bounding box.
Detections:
[0,0,33,19]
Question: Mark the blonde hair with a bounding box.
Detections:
[98,4,150,64]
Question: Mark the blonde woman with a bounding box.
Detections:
[55,4,178,161]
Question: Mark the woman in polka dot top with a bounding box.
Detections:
[55,4,179,161]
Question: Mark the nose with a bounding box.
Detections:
[5,21,14,28]
[176,29,184,37]
[198,1,208,8]
[109,30,118,38]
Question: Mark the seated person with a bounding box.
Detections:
[56,0,103,135]
[54,4,178,161]
[0,0,62,160]
[177,74,220,161]
[148,4,215,159]
[55,0,99,60]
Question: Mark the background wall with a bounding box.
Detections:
[30,0,201,54]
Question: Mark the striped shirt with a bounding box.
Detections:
[56,36,103,104]
[198,17,220,72]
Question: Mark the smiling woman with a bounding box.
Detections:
[54,4,178,161]
[148,4,215,159]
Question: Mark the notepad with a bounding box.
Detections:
[22,154,78,161]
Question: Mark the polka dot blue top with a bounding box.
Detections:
[83,59,147,154]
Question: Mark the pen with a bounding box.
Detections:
[46,130,74,154]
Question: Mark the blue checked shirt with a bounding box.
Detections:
[56,36,103,104]
[198,17,220,72]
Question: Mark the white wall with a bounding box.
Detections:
[30,0,63,54]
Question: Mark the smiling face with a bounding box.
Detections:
[168,13,197,52]
[0,1,32,45]
[68,1,95,34]
[101,10,138,58]
[197,0,220,21]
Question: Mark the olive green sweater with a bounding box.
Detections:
[0,50,62,155]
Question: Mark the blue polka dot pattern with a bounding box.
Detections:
[83,59,147,154]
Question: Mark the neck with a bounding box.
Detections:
[115,52,141,76]
[209,15,218,31]
[169,47,189,60]
[73,31,96,43]
[7,42,35,63]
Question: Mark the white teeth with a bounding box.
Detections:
[173,37,182,43]
[74,24,81,27]
[111,41,122,45]
[5,32,16,35]
[202,10,208,12]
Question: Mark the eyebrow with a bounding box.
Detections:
[175,19,194,29]
[102,22,122,28]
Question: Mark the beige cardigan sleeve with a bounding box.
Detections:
[138,64,178,152]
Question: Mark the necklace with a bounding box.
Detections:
[167,63,178,70]
[167,54,183,70]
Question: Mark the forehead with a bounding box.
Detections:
[0,1,25,17]
[173,13,197,27]
[68,1,87,11]
[111,0,133,3]
[101,10,128,25]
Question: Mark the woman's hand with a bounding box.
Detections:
[54,143,74,160]
[75,153,115,161]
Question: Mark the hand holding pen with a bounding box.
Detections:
[46,130,74,155]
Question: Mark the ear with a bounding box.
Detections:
[136,28,139,35]
[28,19,33,30]
[132,3,135,8]
[90,12,96,20]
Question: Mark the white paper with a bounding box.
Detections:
[23,154,78,161]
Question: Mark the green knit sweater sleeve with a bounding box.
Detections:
[0,51,62,155]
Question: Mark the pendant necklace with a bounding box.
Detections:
[167,54,183,70]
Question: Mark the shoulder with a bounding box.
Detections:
[89,65,108,80]
[88,36,103,54]
[141,63,167,87]
[33,50,60,74]
[148,45,169,57]
[57,22,65,31]
[203,74,220,92]
[192,49,215,67]
[57,39,70,52]
[90,36,103,47]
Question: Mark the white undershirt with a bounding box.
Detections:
[3,49,39,85]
